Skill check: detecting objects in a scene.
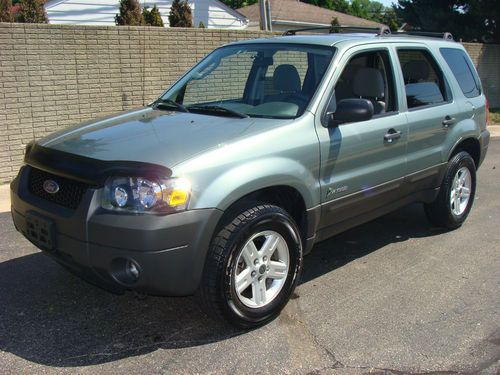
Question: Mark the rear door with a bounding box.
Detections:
[395,46,460,190]
[315,45,408,235]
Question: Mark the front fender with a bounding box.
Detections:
[190,157,319,211]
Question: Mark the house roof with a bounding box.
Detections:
[238,0,384,28]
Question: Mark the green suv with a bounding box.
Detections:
[10,27,490,328]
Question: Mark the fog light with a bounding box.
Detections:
[126,260,140,281]
[110,258,141,285]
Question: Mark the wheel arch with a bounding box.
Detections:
[230,185,309,238]
[448,137,481,168]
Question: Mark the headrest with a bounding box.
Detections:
[273,64,301,93]
[352,68,385,98]
[340,64,362,81]
[403,60,430,82]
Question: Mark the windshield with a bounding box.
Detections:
[158,43,335,119]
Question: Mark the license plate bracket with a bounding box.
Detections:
[25,211,56,250]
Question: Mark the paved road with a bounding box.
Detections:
[1,141,499,375]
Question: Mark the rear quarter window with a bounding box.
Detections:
[440,48,481,98]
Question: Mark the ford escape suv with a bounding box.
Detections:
[10,27,490,328]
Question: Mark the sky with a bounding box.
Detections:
[377,0,396,6]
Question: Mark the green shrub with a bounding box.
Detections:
[169,0,192,27]
[17,0,48,23]
[143,5,164,27]
[115,0,144,26]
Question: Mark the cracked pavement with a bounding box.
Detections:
[0,140,499,374]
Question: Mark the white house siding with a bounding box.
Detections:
[45,0,248,29]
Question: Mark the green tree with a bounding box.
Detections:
[349,0,370,19]
[381,7,399,31]
[198,20,205,28]
[0,0,14,22]
[168,0,192,27]
[331,0,350,13]
[17,0,48,23]
[115,0,144,26]
[219,0,257,8]
[367,1,385,19]
[462,0,499,42]
[395,0,498,43]
[143,4,164,27]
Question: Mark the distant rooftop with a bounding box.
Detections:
[238,0,385,29]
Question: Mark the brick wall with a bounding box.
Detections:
[0,24,271,182]
[0,24,499,182]
[462,42,500,108]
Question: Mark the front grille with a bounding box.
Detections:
[28,167,89,210]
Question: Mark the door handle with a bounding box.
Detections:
[442,116,456,128]
[384,129,402,143]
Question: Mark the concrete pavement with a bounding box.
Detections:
[0,140,499,374]
[489,124,500,138]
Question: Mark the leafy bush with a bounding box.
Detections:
[0,0,14,22]
[169,0,192,27]
[17,0,48,23]
[115,0,144,26]
[143,5,164,27]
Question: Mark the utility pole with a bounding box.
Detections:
[259,0,268,31]
[266,0,272,32]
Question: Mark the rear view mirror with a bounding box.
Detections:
[327,99,374,127]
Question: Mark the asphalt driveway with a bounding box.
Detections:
[0,141,499,374]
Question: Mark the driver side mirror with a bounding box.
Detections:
[327,99,374,128]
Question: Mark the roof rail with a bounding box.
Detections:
[282,25,391,36]
[394,31,454,40]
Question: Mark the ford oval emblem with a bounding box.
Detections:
[43,180,60,194]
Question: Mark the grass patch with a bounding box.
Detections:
[490,108,500,125]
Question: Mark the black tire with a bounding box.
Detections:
[196,203,303,328]
[424,151,476,229]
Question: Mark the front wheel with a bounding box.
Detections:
[424,151,476,229]
[196,204,302,328]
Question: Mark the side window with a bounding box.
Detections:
[397,49,450,109]
[440,48,481,98]
[331,49,397,117]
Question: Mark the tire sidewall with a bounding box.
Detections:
[443,152,476,226]
[222,209,302,326]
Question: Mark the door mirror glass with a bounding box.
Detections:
[327,98,374,127]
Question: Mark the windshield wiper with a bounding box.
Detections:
[153,98,189,113]
[188,105,249,119]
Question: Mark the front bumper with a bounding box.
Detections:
[10,166,223,296]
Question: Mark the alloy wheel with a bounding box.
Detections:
[233,230,290,308]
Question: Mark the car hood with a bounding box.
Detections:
[39,107,289,167]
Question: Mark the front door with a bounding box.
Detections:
[315,47,408,236]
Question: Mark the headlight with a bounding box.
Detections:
[102,176,191,214]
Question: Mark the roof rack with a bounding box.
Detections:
[282,26,454,41]
[393,31,454,40]
[282,25,391,36]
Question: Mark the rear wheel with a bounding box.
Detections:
[196,204,302,328]
[424,151,476,229]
